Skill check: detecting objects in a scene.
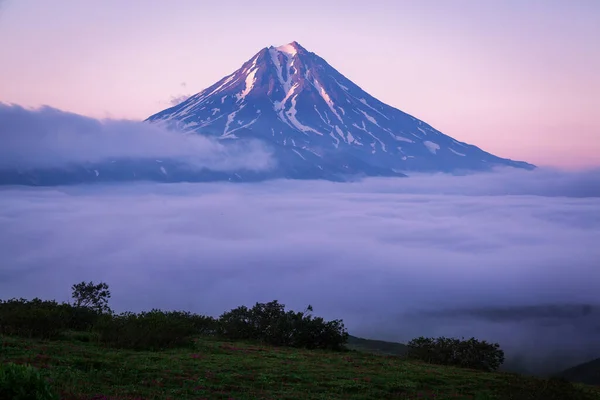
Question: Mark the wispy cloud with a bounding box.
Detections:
[0,170,599,374]
[167,82,191,106]
[0,103,274,171]
[169,94,191,106]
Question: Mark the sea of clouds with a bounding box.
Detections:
[0,103,274,171]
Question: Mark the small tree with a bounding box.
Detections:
[71,281,111,314]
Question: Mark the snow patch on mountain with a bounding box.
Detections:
[312,78,343,123]
[275,43,298,56]
[450,148,466,157]
[424,141,441,154]
[359,109,378,126]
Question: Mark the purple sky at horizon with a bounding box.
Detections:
[0,0,598,169]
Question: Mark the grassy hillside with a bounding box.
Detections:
[555,357,600,386]
[346,335,409,356]
[1,333,599,400]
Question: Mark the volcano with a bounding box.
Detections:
[146,41,534,180]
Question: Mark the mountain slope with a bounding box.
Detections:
[147,41,534,179]
[555,357,600,386]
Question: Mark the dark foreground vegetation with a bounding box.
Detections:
[1,281,599,399]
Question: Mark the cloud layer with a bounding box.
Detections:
[1,169,599,375]
[0,103,273,171]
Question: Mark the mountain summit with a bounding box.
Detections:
[146,41,534,179]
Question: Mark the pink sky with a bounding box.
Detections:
[0,0,598,169]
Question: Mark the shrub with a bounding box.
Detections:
[93,309,200,350]
[217,300,348,350]
[0,362,59,400]
[158,310,217,336]
[0,298,66,339]
[0,298,102,339]
[0,281,112,339]
[60,304,102,332]
[406,336,505,372]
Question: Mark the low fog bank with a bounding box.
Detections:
[374,305,600,376]
[1,169,599,375]
[0,103,273,171]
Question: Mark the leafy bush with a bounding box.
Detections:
[60,304,102,332]
[217,300,348,350]
[0,362,59,400]
[0,298,67,339]
[2,283,344,352]
[0,298,102,339]
[93,309,202,350]
[0,280,111,339]
[160,310,217,336]
[406,336,505,372]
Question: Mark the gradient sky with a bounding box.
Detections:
[0,0,598,168]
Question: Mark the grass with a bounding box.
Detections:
[2,333,600,400]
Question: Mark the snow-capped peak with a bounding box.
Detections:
[146,42,535,179]
[271,41,302,56]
